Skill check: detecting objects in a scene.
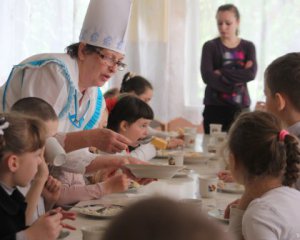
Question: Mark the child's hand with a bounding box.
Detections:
[255,101,266,111]
[42,176,61,210]
[217,170,234,183]
[167,138,184,149]
[34,155,49,182]
[103,173,130,194]
[25,211,63,240]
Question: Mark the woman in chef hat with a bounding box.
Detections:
[0,0,135,155]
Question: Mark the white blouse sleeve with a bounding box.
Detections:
[60,148,96,174]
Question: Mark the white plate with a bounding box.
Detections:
[184,151,209,164]
[208,209,229,223]
[125,164,183,179]
[78,204,124,219]
[218,183,244,194]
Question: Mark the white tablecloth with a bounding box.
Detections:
[63,134,240,240]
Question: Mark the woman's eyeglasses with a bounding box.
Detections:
[95,50,127,71]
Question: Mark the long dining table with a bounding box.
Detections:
[62,134,241,240]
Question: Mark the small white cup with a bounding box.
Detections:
[81,226,106,240]
[209,124,222,135]
[44,137,66,166]
[168,151,184,166]
[212,132,227,144]
[184,133,196,149]
[199,175,218,198]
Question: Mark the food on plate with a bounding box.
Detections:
[151,137,168,149]
[80,204,123,217]
[129,180,140,189]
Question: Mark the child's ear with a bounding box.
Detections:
[275,92,286,111]
[6,154,20,173]
[119,120,129,132]
[78,43,87,61]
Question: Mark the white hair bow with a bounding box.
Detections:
[0,121,9,135]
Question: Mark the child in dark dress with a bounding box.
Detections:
[0,113,63,240]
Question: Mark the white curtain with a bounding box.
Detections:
[1,0,300,124]
[0,0,88,84]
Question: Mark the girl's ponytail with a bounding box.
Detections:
[282,134,300,187]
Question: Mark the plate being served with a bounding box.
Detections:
[125,164,183,179]
[78,204,124,219]
[208,209,229,223]
[218,182,244,194]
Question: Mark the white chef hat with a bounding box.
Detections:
[79,0,133,54]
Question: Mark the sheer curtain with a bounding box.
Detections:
[0,0,88,84]
[1,0,300,124]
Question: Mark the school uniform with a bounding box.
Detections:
[0,184,28,240]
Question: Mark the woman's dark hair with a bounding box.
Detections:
[228,111,300,187]
[66,42,103,59]
[217,4,240,35]
[107,95,154,132]
[120,72,153,96]
[265,52,300,112]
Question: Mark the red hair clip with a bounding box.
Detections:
[105,97,118,114]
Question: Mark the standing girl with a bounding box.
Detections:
[228,111,300,240]
[201,4,257,133]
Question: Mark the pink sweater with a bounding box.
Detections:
[56,171,104,205]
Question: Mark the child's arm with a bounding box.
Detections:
[25,158,49,225]
[42,176,61,211]
[56,172,129,206]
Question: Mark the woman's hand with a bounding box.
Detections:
[244,60,253,69]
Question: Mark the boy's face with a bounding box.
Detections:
[45,120,59,137]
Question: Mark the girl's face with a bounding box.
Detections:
[120,118,151,146]
[216,10,239,39]
[78,45,125,91]
[15,148,44,187]
[138,88,153,104]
